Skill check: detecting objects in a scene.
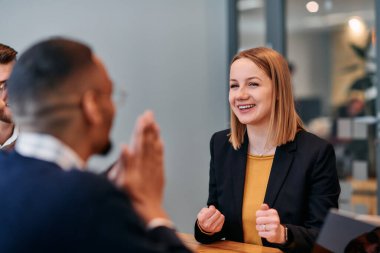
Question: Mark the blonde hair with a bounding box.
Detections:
[229,47,304,149]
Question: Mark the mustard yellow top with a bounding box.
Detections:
[242,154,274,245]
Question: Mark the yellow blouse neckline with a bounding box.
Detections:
[247,154,275,159]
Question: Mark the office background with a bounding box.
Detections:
[2,0,380,233]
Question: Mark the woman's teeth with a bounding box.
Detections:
[238,104,255,109]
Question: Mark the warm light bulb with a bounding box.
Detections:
[306,1,319,13]
[348,17,364,33]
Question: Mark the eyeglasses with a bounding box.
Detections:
[92,86,127,106]
[0,82,7,96]
[111,86,128,107]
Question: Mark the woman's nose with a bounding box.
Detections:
[236,87,248,99]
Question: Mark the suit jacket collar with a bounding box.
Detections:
[231,133,249,230]
[264,137,297,207]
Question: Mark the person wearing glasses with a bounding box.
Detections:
[194,47,340,253]
[0,38,191,253]
[0,43,17,151]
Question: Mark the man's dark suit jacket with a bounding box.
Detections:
[0,152,191,253]
[194,130,341,253]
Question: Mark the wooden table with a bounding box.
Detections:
[179,233,283,253]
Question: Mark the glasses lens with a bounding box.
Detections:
[112,87,127,106]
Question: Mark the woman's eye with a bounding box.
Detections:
[249,82,259,87]
[230,83,238,89]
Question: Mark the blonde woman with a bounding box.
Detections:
[194,47,340,253]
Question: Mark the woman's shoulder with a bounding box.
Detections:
[210,129,233,148]
[212,129,231,138]
[294,130,332,149]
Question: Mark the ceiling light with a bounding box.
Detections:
[306,1,319,13]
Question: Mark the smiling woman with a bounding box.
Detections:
[194,47,341,253]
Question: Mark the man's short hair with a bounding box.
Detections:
[0,43,17,64]
[7,37,93,117]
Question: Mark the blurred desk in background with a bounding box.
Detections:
[179,233,283,253]
[351,178,377,215]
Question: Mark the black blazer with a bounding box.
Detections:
[194,129,340,253]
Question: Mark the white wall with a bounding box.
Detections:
[0,0,228,233]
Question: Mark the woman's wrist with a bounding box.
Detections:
[278,224,293,247]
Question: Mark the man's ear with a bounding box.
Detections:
[82,90,101,125]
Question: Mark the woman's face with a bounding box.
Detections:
[229,58,273,127]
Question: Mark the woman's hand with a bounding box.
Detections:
[197,205,225,234]
[256,204,286,244]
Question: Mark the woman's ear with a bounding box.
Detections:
[81,90,101,125]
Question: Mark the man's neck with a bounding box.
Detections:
[0,121,15,145]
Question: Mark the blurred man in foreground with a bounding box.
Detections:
[0,37,191,253]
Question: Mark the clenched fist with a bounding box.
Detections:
[196,205,225,234]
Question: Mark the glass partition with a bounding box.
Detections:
[238,0,266,50]
[287,0,376,215]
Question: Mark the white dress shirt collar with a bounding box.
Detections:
[15,132,85,171]
[0,125,18,149]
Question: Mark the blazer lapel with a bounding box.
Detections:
[231,134,249,232]
[264,139,297,207]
